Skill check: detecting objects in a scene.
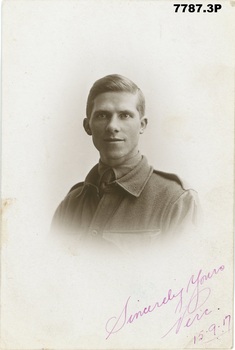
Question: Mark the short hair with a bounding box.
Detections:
[86,74,145,118]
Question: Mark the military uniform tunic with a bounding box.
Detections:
[51,156,200,252]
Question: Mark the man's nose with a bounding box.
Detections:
[105,115,121,133]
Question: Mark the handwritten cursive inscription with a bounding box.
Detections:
[193,314,231,345]
[105,265,225,340]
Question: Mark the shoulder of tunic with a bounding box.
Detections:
[68,182,85,194]
[64,182,88,201]
[151,170,201,231]
[152,169,194,192]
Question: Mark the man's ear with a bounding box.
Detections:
[83,118,92,135]
[140,116,148,134]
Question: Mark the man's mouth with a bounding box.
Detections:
[104,138,124,142]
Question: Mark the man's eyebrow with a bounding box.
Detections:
[92,109,135,116]
[119,110,134,115]
[93,109,110,115]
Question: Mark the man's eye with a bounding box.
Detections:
[97,114,107,119]
[120,113,131,119]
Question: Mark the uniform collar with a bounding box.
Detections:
[84,155,153,198]
[115,156,153,197]
[98,152,142,180]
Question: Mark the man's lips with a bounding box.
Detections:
[104,138,124,142]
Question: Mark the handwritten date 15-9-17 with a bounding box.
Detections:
[193,314,231,345]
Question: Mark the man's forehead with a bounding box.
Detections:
[92,91,139,111]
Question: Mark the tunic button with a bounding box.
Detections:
[91,229,98,236]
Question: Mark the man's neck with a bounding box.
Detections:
[98,152,142,181]
[100,151,141,168]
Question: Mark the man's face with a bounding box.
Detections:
[84,91,147,166]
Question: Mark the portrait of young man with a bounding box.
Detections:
[51,74,200,254]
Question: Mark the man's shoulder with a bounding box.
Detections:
[63,182,87,201]
[60,163,100,202]
[147,168,197,202]
[145,169,199,214]
[152,169,192,191]
[68,182,85,194]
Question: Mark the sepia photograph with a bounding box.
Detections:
[1,0,234,349]
[51,73,201,254]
